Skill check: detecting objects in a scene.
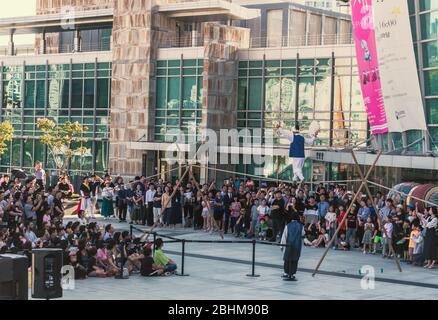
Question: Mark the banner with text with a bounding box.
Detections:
[373,0,427,132]
[352,0,388,135]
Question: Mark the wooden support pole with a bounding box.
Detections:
[350,150,402,272]
[145,164,191,241]
[312,150,382,277]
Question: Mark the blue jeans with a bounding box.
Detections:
[165,263,177,272]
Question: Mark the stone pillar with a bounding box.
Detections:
[201,23,250,182]
[109,0,155,177]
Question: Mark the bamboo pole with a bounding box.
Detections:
[312,150,382,277]
[350,150,402,272]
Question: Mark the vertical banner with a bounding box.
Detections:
[373,0,427,132]
[351,0,388,135]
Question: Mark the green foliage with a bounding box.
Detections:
[0,122,14,157]
[37,118,88,174]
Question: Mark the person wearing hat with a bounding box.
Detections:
[276,122,319,182]
[280,212,304,281]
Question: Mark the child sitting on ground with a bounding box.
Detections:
[140,247,164,276]
[337,233,350,251]
[258,217,269,240]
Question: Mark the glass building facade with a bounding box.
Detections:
[154,59,204,142]
[235,55,367,179]
[0,62,111,176]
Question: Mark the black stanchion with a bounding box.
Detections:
[178,239,189,276]
[247,240,260,278]
[129,225,133,237]
[152,232,157,256]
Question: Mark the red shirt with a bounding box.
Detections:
[337,211,347,230]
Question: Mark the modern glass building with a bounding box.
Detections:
[0,0,437,188]
[0,52,112,177]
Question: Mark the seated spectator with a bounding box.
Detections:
[154,238,177,274]
[140,247,164,276]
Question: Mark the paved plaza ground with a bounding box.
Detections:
[51,215,438,300]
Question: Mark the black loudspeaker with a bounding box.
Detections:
[0,254,29,300]
[31,249,63,299]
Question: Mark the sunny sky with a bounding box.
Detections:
[0,0,37,45]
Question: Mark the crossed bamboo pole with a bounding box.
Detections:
[350,151,402,272]
[312,150,402,276]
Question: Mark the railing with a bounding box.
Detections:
[0,40,111,57]
[159,33,353,49]
[250,33,354,48]
[159,34,204,48]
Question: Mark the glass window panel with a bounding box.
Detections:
[168,77,180,109]
[314,77,331,112]
[11,139,21,166]
[96,79,108,109]
[406,130,423,152]
[248,78,262,110]
[423,41,438,68]
[23,139,34,168]
[182,77,196,109]
[156,77,167,109]
[249,61,263,68]
[421,12,438,39]
[298,77,315,121]
[282,60,296,67]
[420,0,438,11]
[281,77,296,113]
[24,81,35,108]
[238,79,248,110]
[424,70,438,96]
[249,69,263,77]
[71,79,83,108]
[427,99,438,124]
[36,80,46,109]
[168,60,180,67]
[83,79,94,109]
[265,78,280,112]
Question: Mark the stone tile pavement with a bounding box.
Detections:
[53,216,438,300]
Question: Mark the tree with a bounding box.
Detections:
[0,122,14,157]
[37,118,88,175]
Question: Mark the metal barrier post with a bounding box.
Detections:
[178,239,189,276]
[129,225,133,237]
[246,240,260,277]
[153,232,157,256]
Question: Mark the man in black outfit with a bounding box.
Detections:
[222,186,234,234]
[270,190,285,242]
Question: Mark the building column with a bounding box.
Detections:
[74,29,81,52]
[41,31,47,54]
[8,33,15,56]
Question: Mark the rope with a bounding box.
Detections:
[190,164,361,185]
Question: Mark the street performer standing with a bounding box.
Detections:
[281,213,304,281]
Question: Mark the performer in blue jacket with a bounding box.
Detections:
[281,213,304,281]
[276,122,319,182]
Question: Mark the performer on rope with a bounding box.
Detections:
[276,121,320,182]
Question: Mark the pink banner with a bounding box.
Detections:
[351,0,388,135]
